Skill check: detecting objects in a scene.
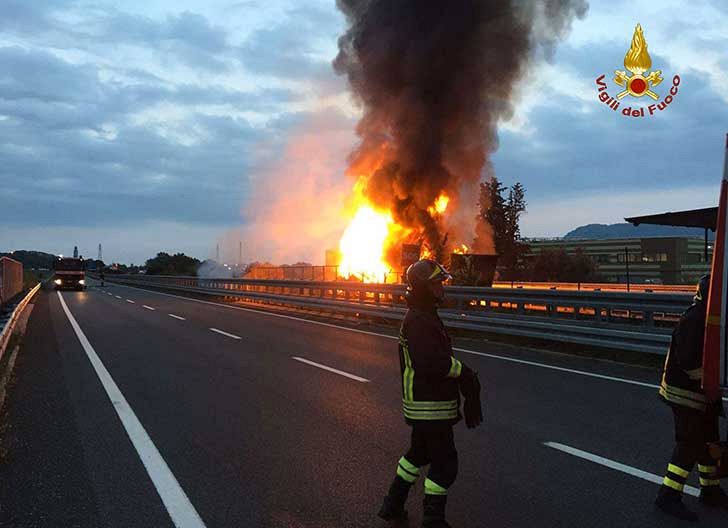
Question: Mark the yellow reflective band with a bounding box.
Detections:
[397,465,418,483]
[663,476,685,492]
[698,464,717,474]
[401,337,414,402]
[660,382,707,402]
[399,457,419,475]
[403,408,459,420]
[707,315,721,326]
[685,367,704,380]
[447,357,462,378]
[668,464,690,478]
[424,478,448,496]
[700,478,721,487]
[428,267,443,279]
[403,399,458,410]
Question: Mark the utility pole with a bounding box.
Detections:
[625,246,630,292]
[216,244,220,262]
[239,241,243,266]
[98,243,103,262]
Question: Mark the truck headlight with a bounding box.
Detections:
[54,279,62,285]
[79,279,85,285]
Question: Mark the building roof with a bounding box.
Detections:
[625,207,718,231]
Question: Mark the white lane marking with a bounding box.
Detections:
[109,282,728,400]
[143,305,156,311]
[209,328,242,340]
[168,314,186,321]
[115,295,122,299]
[126,299,135,304]
[292,356,370,383]
[544,442,699,497]
[56,293,207,527]
[455,348,658,390]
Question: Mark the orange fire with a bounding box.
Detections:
[338,179,454,282]
[453,244,469,254]
[428,194,450,216]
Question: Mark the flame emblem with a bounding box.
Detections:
[614,24,663,100]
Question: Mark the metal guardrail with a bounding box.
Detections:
[100,275,694,355]
[0,283,41,361]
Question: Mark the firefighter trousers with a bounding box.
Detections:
[398,422,458,494]
[660,406,721,496]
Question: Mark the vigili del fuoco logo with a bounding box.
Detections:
[595,24,681,118]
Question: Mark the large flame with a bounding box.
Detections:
[337,181,456,281]
[338,205,392,281]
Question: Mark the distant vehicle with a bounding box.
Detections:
[53,257,86,291]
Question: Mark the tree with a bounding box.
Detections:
[474,178,530,280]
[145,252,200,276]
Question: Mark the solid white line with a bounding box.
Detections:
[455,348,659,389]
[56,292,207,527]
[108,282,728,400]
[126,299,135,304]
[209,328,242,340]
[544,442,699,497]
[292,356,370,383]
[168,314,186,321]
[143,305,156,311]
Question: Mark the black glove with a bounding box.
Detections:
[458,364,483,429]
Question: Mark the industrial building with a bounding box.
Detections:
[526,237,711,284]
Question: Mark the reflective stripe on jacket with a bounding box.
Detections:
[659,302,707,412]
[399,307,462,424]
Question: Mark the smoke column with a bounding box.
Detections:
[334,0,588,260]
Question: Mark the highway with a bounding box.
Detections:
[1,281,726,527]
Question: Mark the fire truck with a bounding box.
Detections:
[53,257,86,291]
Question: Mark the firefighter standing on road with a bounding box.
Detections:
[378,259,482,528]
[655,274,728,521]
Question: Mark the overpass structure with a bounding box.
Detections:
[0,279,727,527]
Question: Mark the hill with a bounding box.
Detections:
[563,223,713,240]
[0,250,58,269]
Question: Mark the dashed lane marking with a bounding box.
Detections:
[143,305,156,311]
[126,299,135,304]
[544,442,699,497]
[115,295,122,299]
[292,356,370,383]
[209,328,242,340]
[109,282,728,401]
[57,292,207,527]
[168,314,186,321]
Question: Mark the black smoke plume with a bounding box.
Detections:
[334,0,588,262]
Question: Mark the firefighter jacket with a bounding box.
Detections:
[659,301,708,412]
[398,306,463,425]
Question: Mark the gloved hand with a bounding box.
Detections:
[458,364,483,429]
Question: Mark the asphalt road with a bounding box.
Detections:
[1,281,727,527]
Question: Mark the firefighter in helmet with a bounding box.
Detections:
[655,274,728,521]
[378,259,483,527]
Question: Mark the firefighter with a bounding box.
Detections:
[655,274,728,521]
[378,259,482,527]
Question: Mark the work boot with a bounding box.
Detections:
[378,476,411,522]
[422,495,451,528]
[655,488,699,522]
[700,486,728,509]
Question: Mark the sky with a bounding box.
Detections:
[1,0,727,264]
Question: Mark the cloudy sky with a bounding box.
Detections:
[2,0,727,264]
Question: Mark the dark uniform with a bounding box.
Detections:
[655,275,728,520]
[378,259,481,528]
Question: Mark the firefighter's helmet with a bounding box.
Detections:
[406,259,452,304]
[694,274,711,304]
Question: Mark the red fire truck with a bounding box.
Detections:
[53,257,86,291]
